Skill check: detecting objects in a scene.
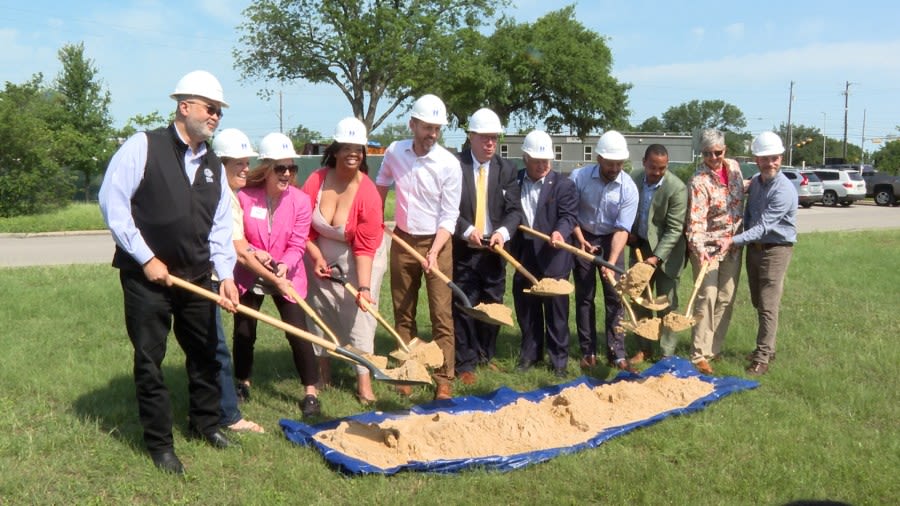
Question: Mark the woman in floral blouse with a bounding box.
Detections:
[686,128,745,375]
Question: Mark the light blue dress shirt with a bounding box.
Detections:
[732,171,798,246]
[569,164,639,236]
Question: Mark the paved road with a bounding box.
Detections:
[1,203,898,267]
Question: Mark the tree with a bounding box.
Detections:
[636,116,665,132]
[235,0,500,132]
[53,42,115,201]
[660,100,746,134]
[368,122,408,147]
[871,139,900,175]
[116,111,170,141]
[0,75,75,216]
[775,123,862,167]
[287,124,323,147]
[434,6,631,137]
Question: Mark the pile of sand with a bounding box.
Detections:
[524,278,574,296]
[383,359,432,384]
[314,374,714,469]
[620,317,662,340]
[662,312,697,332]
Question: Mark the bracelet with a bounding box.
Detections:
[358,286,371,292]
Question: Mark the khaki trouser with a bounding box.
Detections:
[690,251,741,362]
[746,244,793,364]
[389,228,455,383]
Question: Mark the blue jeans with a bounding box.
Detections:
[213,292,242,427]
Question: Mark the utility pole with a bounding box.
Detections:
[787,81,795,166]
[842,81,851,160]
[279,90,284,133]
[861,109,867,163]
[821,112,827,165]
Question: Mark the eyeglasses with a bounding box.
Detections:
[701,150,724,157]
[185,100,223,118]
[273,164,298,174]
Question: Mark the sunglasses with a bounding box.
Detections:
[701,150,724,157]
[185,100,223,118]
[273,164,299,174]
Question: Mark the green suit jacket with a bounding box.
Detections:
[630,169,688,280]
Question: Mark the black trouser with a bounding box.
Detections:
[232,292,319,387]
[120,270,221,455]
[452,243,505,373]
[572,231,626,362]
[513,273,570,370]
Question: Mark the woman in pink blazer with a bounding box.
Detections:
[232,132,321,417]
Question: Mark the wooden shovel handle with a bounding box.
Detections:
[385,227,451,284]
[491,244,539,285]
[519,225,625,274]
[339,280,410,353]
[684,261,710,316]
[284,285,341,345]
[605,270,638,323]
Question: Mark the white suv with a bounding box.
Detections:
[812,169,866,207]
[781,168,824,208]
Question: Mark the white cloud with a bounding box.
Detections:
[724,22,744,40]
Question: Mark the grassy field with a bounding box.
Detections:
[0,230,898,504]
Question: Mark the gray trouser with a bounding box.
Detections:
[746,244,793,364]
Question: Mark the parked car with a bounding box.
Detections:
[812,169,867,206]
[781,168,824,208]
[859,169,900,206]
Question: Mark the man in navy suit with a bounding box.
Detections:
[510,130,578,377]
[453,108,523,385]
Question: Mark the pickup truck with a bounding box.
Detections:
[861,170,900,206]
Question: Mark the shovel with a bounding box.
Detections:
[518,225,655,302]
[604,271,660,341]
[662,260,709,333]
[385,227,513,327]
[490,243,574,296]
[631,250,670,311]
[324,264,443,369]
[168,275,433,386]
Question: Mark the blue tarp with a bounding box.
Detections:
[280,356,759,475]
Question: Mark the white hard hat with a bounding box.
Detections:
[751,131,785,156]
[257,132,298,160]
[522,130,554,160]
[170,70,228,107]
[212,128,258,159]
[333,117,368,145]
[467,108,503,134]
[410,94,448,125]
[596,130,629,160]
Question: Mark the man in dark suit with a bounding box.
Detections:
[453,108,523,385]
[628,144,688,363]
[510,130,578,377]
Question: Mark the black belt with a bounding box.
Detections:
[751,242,792,251]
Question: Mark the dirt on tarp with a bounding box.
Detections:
[313,374,714,469]
[523,278,574,296]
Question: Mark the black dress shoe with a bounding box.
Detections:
[300,395,321,417]
[515,362,533,373]
[746,361,769,376]
[151,450,185,475]
[191,428,233,449]
[553,367,567,379]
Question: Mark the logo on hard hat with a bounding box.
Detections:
[432,109,440,117]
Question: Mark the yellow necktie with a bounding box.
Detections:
[474,163,487,236]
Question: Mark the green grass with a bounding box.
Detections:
[1,231,898,504]
[0,202,106,233]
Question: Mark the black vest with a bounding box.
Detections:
[112,124,223,280]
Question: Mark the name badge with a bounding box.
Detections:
[250,206,267,220]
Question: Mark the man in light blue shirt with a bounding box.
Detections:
[570,131,639,372]
[718,131,797,376]
[98,70,239,475]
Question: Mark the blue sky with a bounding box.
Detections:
[2,0,899,154]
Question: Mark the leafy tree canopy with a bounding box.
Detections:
[369,122,409,147]
[235,0,500,132]
[661,99,747,134]
[434,6,631,137]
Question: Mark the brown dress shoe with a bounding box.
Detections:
[746,361,769,375]
[458,371,477,385]
[579,354,597,369]
[434,383,452,400]
[613,359,639,374]
[695,359,714,375]
[628,350,651,365]
[394,385,412,397]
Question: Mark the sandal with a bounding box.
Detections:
[227,418,265,434]
[356,394,377,406]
